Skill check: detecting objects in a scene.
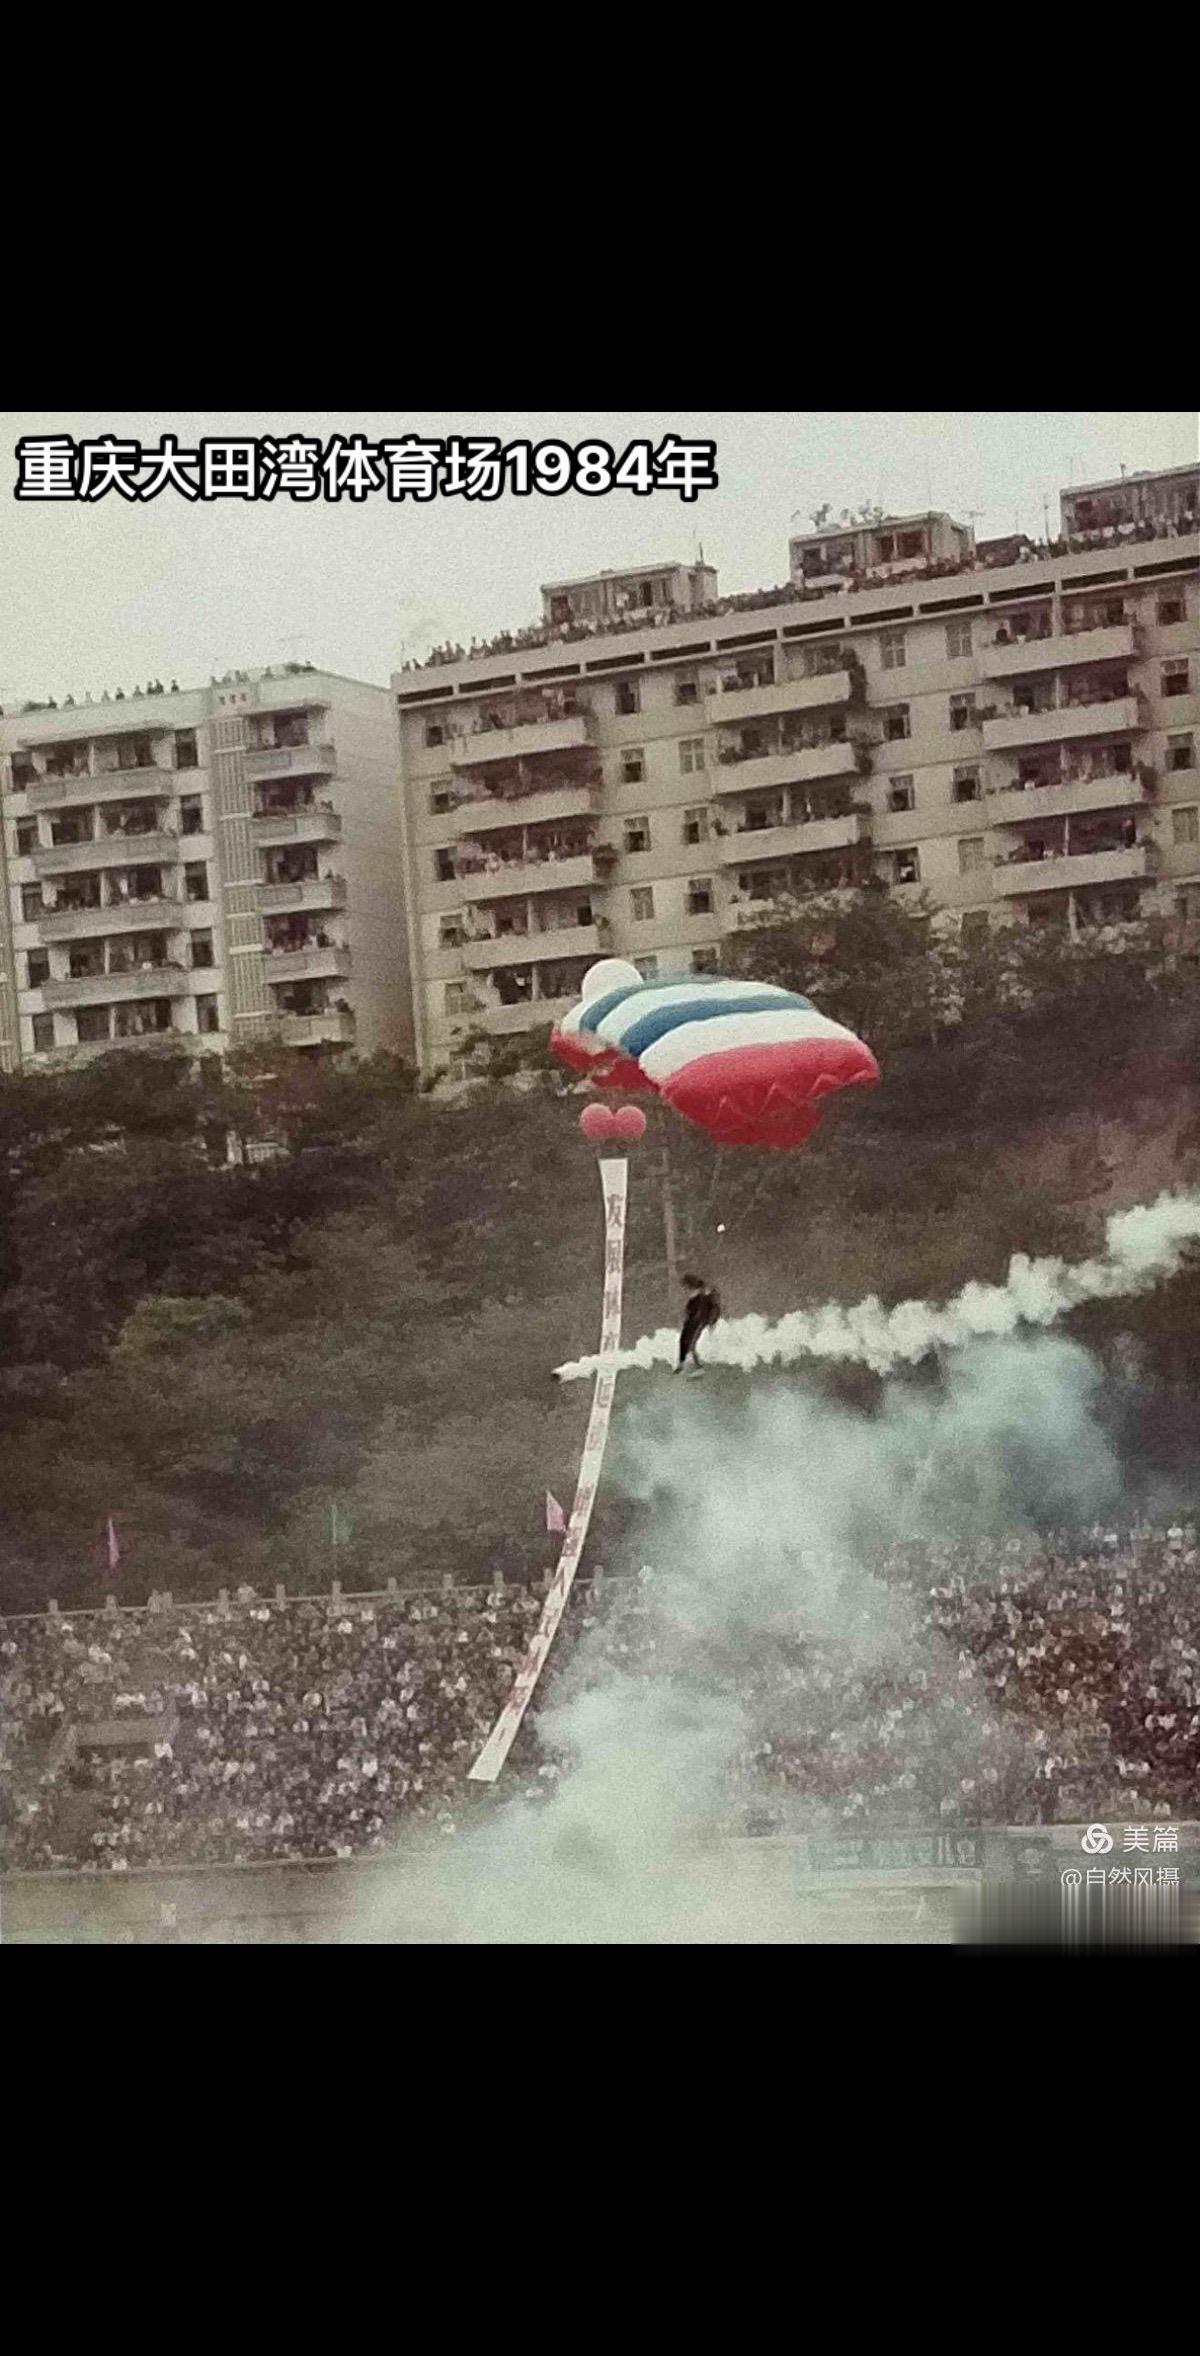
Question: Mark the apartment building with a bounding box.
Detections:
[0,668,412,1074]
[393,466,1199,1081]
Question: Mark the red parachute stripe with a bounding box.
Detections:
[659,1036,879,1150]
[549,1030,655,1091]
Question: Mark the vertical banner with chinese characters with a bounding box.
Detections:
[468,1159,627,1784]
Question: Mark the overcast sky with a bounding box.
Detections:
[2,410,1195,705]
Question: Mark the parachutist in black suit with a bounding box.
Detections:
[675,1274,721,1372]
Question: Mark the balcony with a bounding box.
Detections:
[450,714,593,769]
[37,896,182,944]
[459,851,597,902]
[252,805,343,849]
[987,768,1149,828]
[716,811,870,867]
[451,780,601,836]
[982,695,1143,753]
[983,623,1139,680]
[711,742,860,798]
[264,945,351,984]
[258,875,347,915]
[41,967,193,1009]
[463,922,607,970]
[992,844,1156,898]
[59,1028,187,1061]
[478,996,575,1037]
[280,1010,356,1047]
[32,831,180,878]
[708,671,853,728]
[244,740,336,780]
[26,766,175,812]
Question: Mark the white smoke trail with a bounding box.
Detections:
[342,1329,1140,1945]
[554,1189,1200,1383]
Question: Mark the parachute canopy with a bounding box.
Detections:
[550,962,879,1150]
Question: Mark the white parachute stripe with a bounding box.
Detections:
[639,1006,861,1083]
[589,979,796,1047]
[468,1158,627,1783]
[552,1189,1200,1384]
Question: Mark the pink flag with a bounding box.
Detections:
[106,1518,120,1573]
[545,1491,566,1534]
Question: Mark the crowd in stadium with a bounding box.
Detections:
[1,1526,1196,1873]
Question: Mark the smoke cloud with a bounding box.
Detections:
[554,1190,1200,1384]
[346,1329,1144,1945]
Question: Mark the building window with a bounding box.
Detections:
[692,947,719,974]
[439,915,464,946]
[1162,661,1189,698]
[184,862,209,903]
[175,730,199,770]
[961,911,989,950]
[424,721,446,748]
[952,766,981,804]
[621,749,646,784]
[196,996,221,1035]
[686,878,714,916]
[633,955,658,980]
[180,796,204,835]
[958,836,986,874]
[32,1013,55,1052]
[887,777,915,813]
[1172,806,1199,847]
[429,782,455,815]
[946,620,972,659]
[623,815,650,853]
[15,819,38,856]
[630,886,655,921]
[884,705,911,742]
[881,630,907,670]
[679,738,705,775]
[22,885,44,920]
[1158,595,1186,625]
[445,982,471,1014]
[615,680,640,716]
[1166,734,1194,773]
[674,679,699,707]
[26,950,51,988]
[949,694,977,733]
[434,848,456,882]
[893,849,920,885]
[682,806,709,846]
[191,932,215,970]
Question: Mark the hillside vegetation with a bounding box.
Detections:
[1,894,1197,1612]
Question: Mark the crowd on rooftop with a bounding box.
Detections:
[399,512,1199,676]
[1,1526,1196,1874]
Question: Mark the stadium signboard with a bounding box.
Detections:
[804,1832,984,1873]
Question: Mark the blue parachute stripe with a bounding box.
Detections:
[617,992,815,1057]
[578,984,649,1035]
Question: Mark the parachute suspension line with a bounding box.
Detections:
[718,1155,774,1242]
[701,1140,724,1232]
[467,1157,628,1785]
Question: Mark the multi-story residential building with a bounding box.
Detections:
[393,469,1199,1081]
[0,668,412,1073]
